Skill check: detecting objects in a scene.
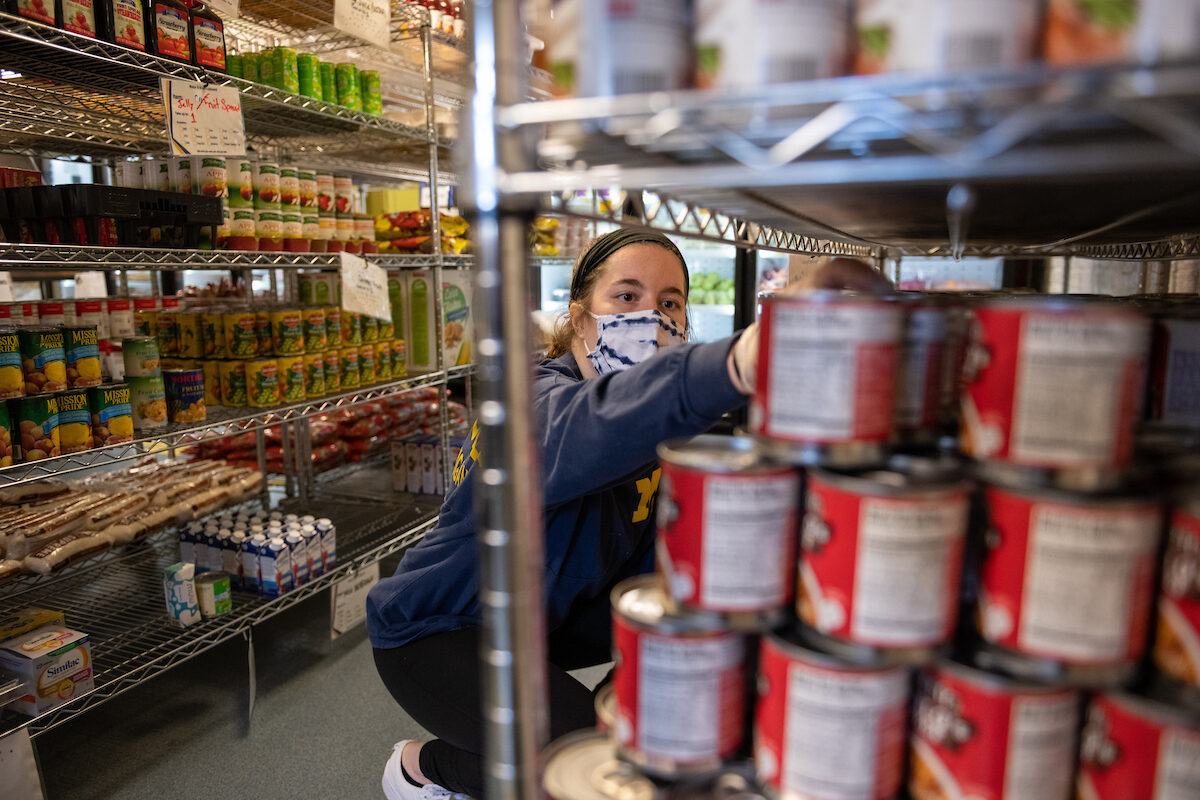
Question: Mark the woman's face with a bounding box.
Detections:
[572,243,689,347]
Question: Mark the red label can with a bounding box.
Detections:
[909,662,1080,800]
[1155,500,1200,690]
[612,576,744,778]
[1077,693,1200,800]
[752,291,903,451]
[754,632,908,800]
[656,435,798,626]
[798,467,969,654]
[977,483,1161,669]
[960,299,1148,472]
[894,298,947,440]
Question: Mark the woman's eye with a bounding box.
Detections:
[662,299,679,310]
[617,292,635,302]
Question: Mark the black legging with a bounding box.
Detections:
[374,590,614,797]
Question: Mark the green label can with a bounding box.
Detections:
[319,61,335,103]
[335,62,361,110]
[379,316,395,341]
[358,343,376,385]
[361,69,382,115]
[56,387,94,453]
[392,339,407,377]
[252,161,280,208]
[279,165,300,211]
[63,325,103,388]
[361,315,379,344]
[228,159,254,208]
[11,393,60,461]
[219,360,247,406]
[201,360,222,406]
[242,51,260,83]
[0,326,25,399]
[302,307,327,352]
[304,353,325,398]
[227,53,243,78]
[223,310,258,359]
[277,356,305,403]
[163,368,207,423]
[375,341,392,382]
[298,170,317,210]
[18,326,67,394]
[409,276,431,369]
[201,310,227,358]
[339,346,360,389]
[196,571,232,617]
[0,395,12,466]
[246,358,280,407]
[88,383,134,446]
[177,312,203,358]
[122,336,161,377]
[298,52,321,98]
[343,311,362,345]
[128,374,166,430]
[255,309,274,355]
[276,46,299,93]
[325,306,342,344]
[323,350,341,393]
[156,311,181,357]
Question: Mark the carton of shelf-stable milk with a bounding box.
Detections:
[0,626,94,716]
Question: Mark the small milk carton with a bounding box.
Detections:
[164,562,202,627]
[0,626,94,716]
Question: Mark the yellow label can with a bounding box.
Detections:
[223,310,258,359]
[304,352,325,398]
[391,339,407,378]
[339,346,360,390]
[219,360,248,406]
[358,343,376,385]
[246,358,280,407]
[201,360,222,406]
[277,355,306,403]
[56,388,94,454]
[271,308,305,356]
[323,350,340,393]
[302,307,327,353]
[201,310,227,358]
[375,341,392,382]
[177,312,203,358]
[0,327,25,399]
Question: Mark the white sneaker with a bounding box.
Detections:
[382,740,471,800]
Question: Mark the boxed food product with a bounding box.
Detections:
[0,608,65,644]
[0,626,94,716]
[404,269,471,373]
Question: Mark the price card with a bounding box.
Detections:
[0,729,44,800]
[339,251,391,321]
[206,0,239,19]
[161,78,247,156]
[74,271,108,298]
[333,0,392,50]
[330,561,380,639]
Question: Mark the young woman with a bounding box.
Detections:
[367,229,890,799]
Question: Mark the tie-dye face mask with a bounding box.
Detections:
[585,309,688,375]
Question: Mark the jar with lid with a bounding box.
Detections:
[150,0,192,63]
[99,0,151,51]
[185,0,226,72]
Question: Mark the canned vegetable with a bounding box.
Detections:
[304,352,325,398]
[11,394,60,461]
[302,307,327,352]
[223,309,258,358]
[128,373,167,430]
[323,350,341,393]
[56,387,94,453]
[358,343,376,384]
[18,327,68,394]
[374,341,392,382]
[0,326,24,399]
[271,308,304,355]
[219,360,247,406]
[339,347,360,389]
[88,383,133,446]
[246,358,280,407]
[277,356,305,403]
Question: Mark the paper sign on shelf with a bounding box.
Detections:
[74,271,108,298]
[0,729,44,800]
[330,561,380,639]
[161,78,247,157]
[0,273,13,303]
[339,251,391,321]
[206,0,239,19]
[333,0,392,50]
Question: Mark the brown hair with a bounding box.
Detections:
[545,229,689,359]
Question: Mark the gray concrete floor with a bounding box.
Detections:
[33,558,610,800]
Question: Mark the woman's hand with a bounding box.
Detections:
[727,258,893,395]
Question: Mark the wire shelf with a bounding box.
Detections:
[0,467,443,739]
[0,245,460,270]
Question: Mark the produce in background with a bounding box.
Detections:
[529,216,560,256]
[689,271,736,305]
[375,210,471,254]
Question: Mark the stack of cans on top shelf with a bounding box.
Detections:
[545,288,1200,800]
[178,509,337,600]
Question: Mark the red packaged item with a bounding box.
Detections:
[1156,499,1200,690]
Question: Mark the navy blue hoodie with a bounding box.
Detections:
[366,336,747,650]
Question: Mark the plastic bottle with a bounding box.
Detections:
[150,0,192,63]
[185,0,226,71]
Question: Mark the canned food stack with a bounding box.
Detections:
[549,289,1200,800]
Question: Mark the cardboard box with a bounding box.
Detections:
[0,626,93,717]
[404,270,471,373]
[0,608,66,645]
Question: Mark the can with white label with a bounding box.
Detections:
[909,661,1081,800]
[752,291,904,467]
[1155,497,1200,694]
[656,435,799,629]
[754,630,909,800]
[974,482,1162,686]
[576,0,690,97]
[543,729,659,800]
[960,297,1150,491]
[611,576,745,778]
[799,460,970,664]
[894,295,948,445]
[1076,692,1200,800]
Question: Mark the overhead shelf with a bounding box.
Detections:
[0,461,443,739]
[503,61,1200,259]
[0,245,481,271]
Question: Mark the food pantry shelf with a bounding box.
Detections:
[508,62,1200,257]
[0,370,461,488]
[0,472,442,740]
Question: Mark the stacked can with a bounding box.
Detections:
[335,63,361,111]
[316,172,336,248]
[227,157,256,250]
[279,165,307,253]
[121,334,167,432]
[360,70,383,116]
[333,174,355,253]
[298,169,321,253]
[252,159,283,252]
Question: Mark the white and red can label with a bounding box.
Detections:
[74,299,107,340]
[961,304,1148,469]
[895,304,947,433]
[37,301,66,327]
[613,616,744,767]
[656,463,798,613]
[799,472,968,647]
[753,296,903,444]
[978,485,1161,664]
[1155,504,1200,689]
[9,302,38,326]
[1147,316,1200,429]
[106,298,134,339]
[755,636,908,800]
[1077,694,1200,800]
[909,665,1080,800]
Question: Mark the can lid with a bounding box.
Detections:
[765,625,905,675]
[611,575,727,635]
[1099,691,1200,732]
[657,435,790,474]
[810,459,970,498]
[542,729,658,800]
[928,658,1080,697]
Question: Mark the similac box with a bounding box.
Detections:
[0,626,94,716]
[404,270,471,373]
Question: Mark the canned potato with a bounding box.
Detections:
[63,325,103,388]
[201,361,222,406]
[302,307,327,352]
[223,310,258,358]
[18,327,68,395]
[128,374,167,430]
[163,369,207,422]
[200,310,226,358]
[339,347,360,389]
[0,326,24,399]
[0,399,12,465]
[323,350,341,393]
[56,388,94,453]
[277,356,305,403]
[304,353,325,398]
[11,394,61,461]
[87,383,133,445]
[358,343,376,384]
[246,358,280,407]
[121,336,161,377]
[219,361,248,406]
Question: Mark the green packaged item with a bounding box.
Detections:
[335,62,361,111]
[227,53,243,78]
[257,48,277,87]
[276,46,299,93]
[298,53,322,99]
[360,70,382,116]
[319,61,335,103]
[242,51,260,83]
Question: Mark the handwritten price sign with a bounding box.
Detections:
[333,0,391,50]
[161,78,247,156]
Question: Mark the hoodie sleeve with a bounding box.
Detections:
[535,335,747,506]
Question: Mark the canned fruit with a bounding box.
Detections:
[279,166,299,209]
[156,311,180,357]
[246,358,280,407]
[133,306,157,337]
[0,400,11,466]
[18,327,68,394]
[63,326,103,388]
[88,383,133,445]
[1155,502,1200,689]
[270,308,304,355]
[304,353,325,398]
[323,350,341,393]
[128,374,167,429]
[163,369,207,423]
[219,361,247,406]
[56,388,94,454]
[200,311,226,358]
[223,311,258,358]
[252,161,280,207]
[12,394,61,461]
[339,347,360,389]
[0,327,25,399]
[201,361,222,406]
[277,356,305,403]
[302,307,327,352]
[121,336,161,377]
[191,156,227,198]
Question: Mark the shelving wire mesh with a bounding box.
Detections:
[0,461,444,740]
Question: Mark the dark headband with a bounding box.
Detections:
[569,229,689,302]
